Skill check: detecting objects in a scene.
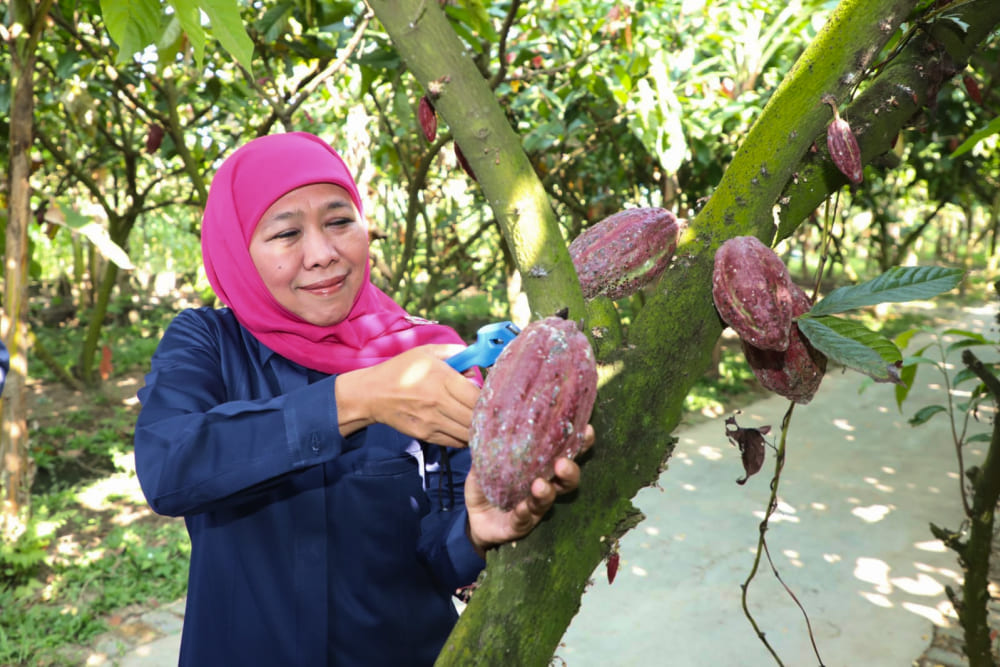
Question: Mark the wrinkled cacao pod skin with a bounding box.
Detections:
[469,316,598,510]
[712,236,795,351]
[568,207,683,300]
[742,283,827,404]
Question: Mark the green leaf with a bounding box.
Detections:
[909,404,947,426]
[893,327,922,351]
[965,433,992,444]
[895,351,926,411]
[894,351,959,409]
[945,337,993,358]
[809,266,965,316]
[201,0,254,72]
[951,367,981,386]
[628,53,688,174]
[45,203,135,271]
[941,328,988,342]
[165,0,207,66]
[257,2,295,42]
[100,0,162,64]
[155,15,185,66]
[951,115,1000,158]
[797,315,902,383]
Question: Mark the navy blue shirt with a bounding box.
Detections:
[134,307,486,665]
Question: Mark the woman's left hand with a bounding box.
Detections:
[464,424,595,556]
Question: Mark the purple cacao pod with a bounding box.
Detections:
[145,124,164,154]
[568,207,683,300]
[712,236,796,351]
[827,116,863,184]
[823,95,863,184]
[470,316,598,510]
[418,95,437,142]
[742,283,827,404]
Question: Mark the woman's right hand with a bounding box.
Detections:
[335,344,481,448]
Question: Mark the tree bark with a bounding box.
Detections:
[2,0,54,532]
[954,351,1000,667]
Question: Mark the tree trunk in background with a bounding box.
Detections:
[2,0,53,533]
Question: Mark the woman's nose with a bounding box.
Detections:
[301,227,339,268]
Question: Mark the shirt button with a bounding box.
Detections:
[310,433,321,454]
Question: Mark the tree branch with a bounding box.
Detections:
[369,0,589,324]
[776,0,1000,242]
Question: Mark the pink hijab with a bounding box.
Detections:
[201,132,466,374]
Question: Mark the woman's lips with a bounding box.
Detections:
[301,275,346,292]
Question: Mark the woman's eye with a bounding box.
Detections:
[326,218,353,228]
[272,229,299,241]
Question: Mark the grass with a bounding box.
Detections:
[1,291,192,666]
[0,467,189,666]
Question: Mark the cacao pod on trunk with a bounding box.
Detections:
[418,95,437,142]
[469,316,598,510]
[568,207,683,300]
[712,236,795,351]
[742,283,827,404]
[823,95,863,184]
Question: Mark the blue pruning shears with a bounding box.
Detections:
[446,321,521,372]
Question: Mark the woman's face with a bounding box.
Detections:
[249,183,369,327]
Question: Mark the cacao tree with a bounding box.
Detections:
[364,0,1000,663]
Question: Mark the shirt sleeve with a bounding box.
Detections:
[134,309,349,517]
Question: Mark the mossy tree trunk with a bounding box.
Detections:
[369,0,1000,663]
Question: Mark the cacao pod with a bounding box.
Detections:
[823,96,863,184]
[712,236,795,351]
[742,283,827,404]
[963,75,983,107]
[469,316,598,510]
[606,550,620,584]
[568,207,683,300]
[454,143,476,182]
[418,95,437,142]
[145,124,165,154]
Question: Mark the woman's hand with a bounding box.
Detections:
[465,424,595,556]
[335,344,480,448]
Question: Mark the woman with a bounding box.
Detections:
[133,132,592,665]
